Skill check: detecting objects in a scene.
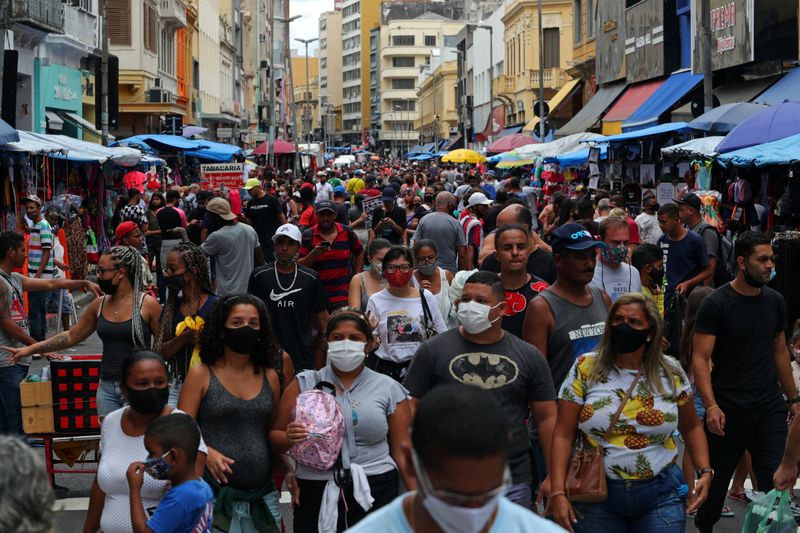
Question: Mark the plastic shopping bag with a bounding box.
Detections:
[741,489,796,533]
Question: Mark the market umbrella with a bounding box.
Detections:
[486,133,537,153]
[688,103,768,135]
[181,125,208,138]
[252,139,296,155]
[493,150,537,169]
[441,149,486,164]
[716,101,800,153]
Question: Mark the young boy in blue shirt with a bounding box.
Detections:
[127,413,214,533]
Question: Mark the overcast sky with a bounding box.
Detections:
[287,0,332,56]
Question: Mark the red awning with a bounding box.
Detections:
[253,140,296,155]
[603,79,664,123]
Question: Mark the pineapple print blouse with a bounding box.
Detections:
[559,354,692,480]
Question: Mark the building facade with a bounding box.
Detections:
[318,10,343,145]
[340,0,380,145]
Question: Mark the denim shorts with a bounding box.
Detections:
[572,462,687,533]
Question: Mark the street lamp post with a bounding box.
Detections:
[295,37,318,147]
[454,49,467,150]
[537,0,545,141]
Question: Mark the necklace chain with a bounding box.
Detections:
[275,263,298,292]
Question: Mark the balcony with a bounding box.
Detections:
[160,0,187,28]
[493,75,515,95]
[61,4,98,49]
[529,68,567,90]
[379,130,418,141]
[10,0,63,34]
[157,73,178,98]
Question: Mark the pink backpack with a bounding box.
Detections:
[288,381,345,471]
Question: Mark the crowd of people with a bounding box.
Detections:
[0,159,799,533]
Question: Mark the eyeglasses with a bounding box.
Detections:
[415,255,436,265]
[411,450,510,507]
[384,264,412,274]
[95,267,119,276]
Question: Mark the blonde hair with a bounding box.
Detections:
[589,292,681,396]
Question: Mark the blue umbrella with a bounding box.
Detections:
[0,118,19,145]
[688,102,768,135]
[716,101,800,153]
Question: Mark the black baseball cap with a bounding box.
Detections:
[551,223,605,254]
[316,201,336,213]
[675,193,702,212]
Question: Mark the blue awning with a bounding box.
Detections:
[0,118,19,145]
[498,126,523,138]
[405,144,423,157]
[622,71,703,132]
[593,122,690,144]
[752,68,800,106]
[113,134,208,152]
[544,145,608,167]
[715,132,800,168]
[421,142,436,152]
[184,140,243,162]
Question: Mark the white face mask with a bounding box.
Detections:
[327,340,366,372]
[457,301,502,334]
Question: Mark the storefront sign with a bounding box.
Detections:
[625,0,665,83]
[200,163,245,189]
[217,127,233,139]
[596,0,627,85]
[692,0,754,73]
[39,63,83,113]
[252,132,267,141]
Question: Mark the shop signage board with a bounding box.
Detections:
[596,0,627,85]
[691,0,754,72]
[625,0,665,83]
[200,163,245,189]
[217,127,233,139]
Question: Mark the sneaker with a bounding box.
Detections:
[745,489,765,503]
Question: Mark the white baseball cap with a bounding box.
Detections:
[272,223,302,243]
[467,192,492,207]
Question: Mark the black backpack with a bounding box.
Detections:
[698,223,735,286]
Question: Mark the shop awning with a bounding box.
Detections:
[593,122,690,144]
[58,112,113,141]
[114,134,208,152]
[661,136,725,159]
[444,135,463,150]
[752,68,800,106]
[545,145,608,167]
[184,141,243,162]
[602,79,664,135]
[45,111,63,131]
[622,71,703,132]
[498,126,523,138]
[716,132,800,168]
[405,144,423,157]
[558,82,626,137]
[671,75,781,121]
[0,117,19,145]
[523,79,582,132]
[421,142,437,152]
[0,131,64,154]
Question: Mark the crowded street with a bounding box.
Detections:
[3,1,800,533]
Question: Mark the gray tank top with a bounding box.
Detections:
[96,297,152,380]
[538,286,608,388]
[197,369,273,490]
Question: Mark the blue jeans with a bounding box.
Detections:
[28,291,48,341]
[0,364,29,435]
[97,379,126,417]
[572,463,686,533]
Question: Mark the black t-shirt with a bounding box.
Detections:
[333,202,351,225]
[187,206,206,245]
[694,284,786,409]
[501,276,550,339]
[156,206,183,235]
[248,263,329,371]
[245,193,283,250]
[483,204,505,235]
[371,205,407,244]
[403,329,556,484]
[483,247,558,285]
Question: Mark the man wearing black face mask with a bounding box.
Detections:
[632,244,665,316]
[693,232,799,533]
[635,194,662,245]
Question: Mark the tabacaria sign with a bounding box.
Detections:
[692,0,754,72]
[200,163,245,189]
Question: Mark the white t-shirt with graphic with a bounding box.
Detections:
[367,288,447,364]
[591,261,642,302]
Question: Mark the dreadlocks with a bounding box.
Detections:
[154,242,214,357]
[103,246,148,349]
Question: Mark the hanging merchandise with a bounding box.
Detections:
[692,160,712,190]
[85,228,99,264]
[67,217,88,280]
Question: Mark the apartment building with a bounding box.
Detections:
[340,0,380,145]
[318,10,342,144]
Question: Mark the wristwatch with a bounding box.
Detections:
[696,467,714,479]
[787,396,800,405]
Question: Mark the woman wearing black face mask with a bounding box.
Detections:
[179,294,296,532]
[8,247,162,417]
[548,293,712,533]
[83,351,208,533]
[155,242,220,406]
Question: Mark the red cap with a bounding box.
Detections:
[115,221,138,245]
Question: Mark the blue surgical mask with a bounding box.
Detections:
[144,450,172,480]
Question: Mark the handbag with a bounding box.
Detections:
[419,288,438,339]
[565,368,643,503]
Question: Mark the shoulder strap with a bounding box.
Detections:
[603,368,643,441]
[0,271,22,304]
[419,288,433,330]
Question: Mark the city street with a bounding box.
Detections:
[28,295,766,532]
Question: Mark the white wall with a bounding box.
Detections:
[471,5,504,139]
[199,0,221,114]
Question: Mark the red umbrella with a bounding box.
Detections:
[486,133,537,153]
[253,140,296,155]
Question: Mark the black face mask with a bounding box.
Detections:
[165,275,185,292]
[98,277,119,295]
[223,326,260,355]
[610,323,650,354]
[127,386,169,415]
[649,268,664,288]
[424,194,434,204]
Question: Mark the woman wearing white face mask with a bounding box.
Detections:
[271,307,413,532]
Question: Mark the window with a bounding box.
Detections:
[393,100,415,111]
[424,35,436,46]
[543,28,560,68]
[143,2,157,53]
[392,57,414,68]
[320,38,327,50]
[573,0,582,44]
[108,0,131,46]
[320,76,327,88]
[320,57,327,69]
[159,28,175,75]
[392,78,415,89]
[320,19,327,31]
[193,60,199,90]
[586,0,595,38]
[392,35,415,46]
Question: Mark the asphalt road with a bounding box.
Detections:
[26,292,782,532]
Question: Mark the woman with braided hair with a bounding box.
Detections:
[6,246,161,417]
[155,241,220,406]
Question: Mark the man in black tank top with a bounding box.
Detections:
[523,223,612,390]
